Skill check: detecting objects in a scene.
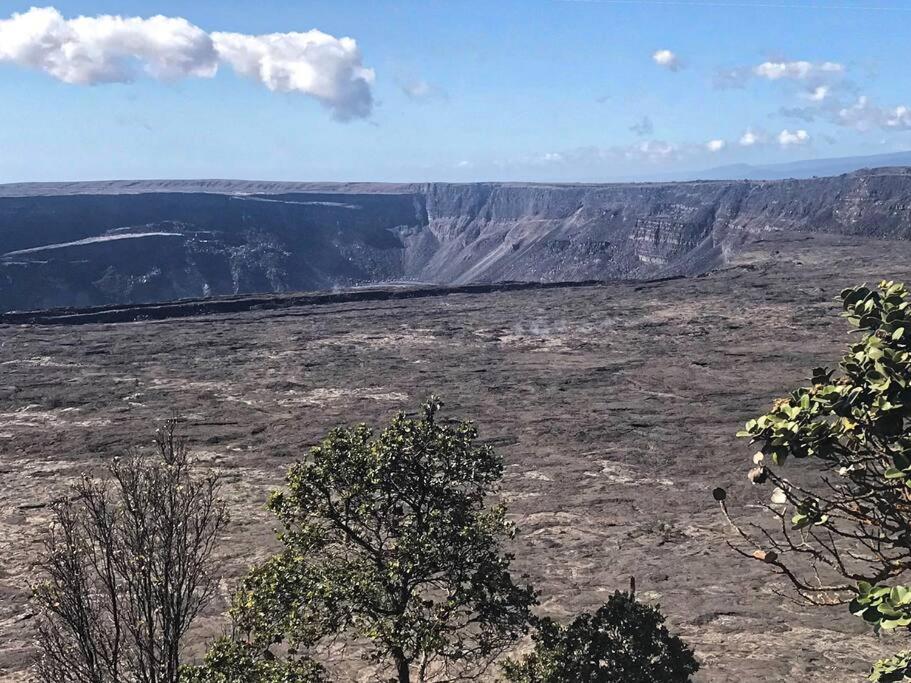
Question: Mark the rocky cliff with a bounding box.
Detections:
[3,168,911,312]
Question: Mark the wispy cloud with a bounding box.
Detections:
[521,139,692,168]
[398,77,447,102]
[780,94,911,132]
[803,85,831,102]
[715,59,844,91]
[629,115,654,136]
[754,60,843,81]
[0,6,375,121]
[713,66,751,90]
[834,97,911,131]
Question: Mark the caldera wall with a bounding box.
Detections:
[2,169,911,312]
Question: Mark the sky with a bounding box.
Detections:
[1,0,911,183]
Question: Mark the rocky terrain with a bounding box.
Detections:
[3,230,911,681]
[5,168,911,312]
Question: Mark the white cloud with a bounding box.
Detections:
[212,31,374,120]
[754,60,843,81]
[804,85,830,102]
[835,96,911,131]
[0,6,375,121]
[738,129,764,147]
[886,106,911,129]
[652,49,681,72]
[777,129,810,147]
[627,140,681,161]
[0,6,217,84]
[717,59,845,90]
[706,139,726,152]
[836,96,877,130]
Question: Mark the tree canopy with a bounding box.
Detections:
[229,398,536,682]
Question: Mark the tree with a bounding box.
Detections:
[180,637,328,683]
[32,419,228,683]
[720,281,911,680]
[228,398,536,683]
[500,590,699,683]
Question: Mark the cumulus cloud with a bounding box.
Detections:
[738,129,765,147]
[652,49,681,71]
[706,139,726,152]
[778,129,810,147]
[0,6,375,121]
[629,115,654,136]
[213,30,374,120]
[0,6,217,84]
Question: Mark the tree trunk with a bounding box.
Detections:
[393,649,410,683]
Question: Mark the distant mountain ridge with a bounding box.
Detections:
[675,150,911,181]
[4,166,911,313]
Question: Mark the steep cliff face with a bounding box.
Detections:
[2,169,911,312]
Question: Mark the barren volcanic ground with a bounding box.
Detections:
[4,232,911,681]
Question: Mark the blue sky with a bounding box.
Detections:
[1,0,910,183]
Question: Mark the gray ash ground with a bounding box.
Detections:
[2,231,911,681]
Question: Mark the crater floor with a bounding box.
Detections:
[2,232,910,681]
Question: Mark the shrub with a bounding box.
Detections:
[721,281,911,680]
[181,637,328,682]
[32,419,228,683]
[500,591,699,682]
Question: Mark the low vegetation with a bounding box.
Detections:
[181,638,328,683]
[722,281,911,681]
[500,590,698,682]
[32,419,228,683]
[31,401,697,680]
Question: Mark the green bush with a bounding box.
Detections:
[725,281,911,680]
[501,591,698,683]
[181,638,327,683]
